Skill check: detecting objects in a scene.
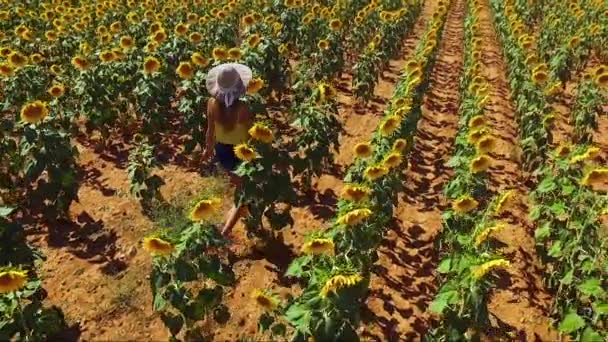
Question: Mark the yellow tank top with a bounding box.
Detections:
[215,122,249,145]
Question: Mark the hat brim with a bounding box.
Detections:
[206,63,253,96]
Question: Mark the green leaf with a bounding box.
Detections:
[558,311,585,334]
[285,303,312,335]
[534,222,551,240]
[537,176,557,193]
[560,269,574,285]
[581,327,603,342]
[174,259,198,282]
[271,323,287,336]
[160,312,184,337]
[153,293,167,311]
[429,290,459,314]
[258,312,274,332]
[578,278,605,298]
[548,241,563,257]
[549,202,567,216]
[437,258,453,274]
[285,255,312,278]
[0,207,15,217]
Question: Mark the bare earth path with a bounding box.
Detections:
[475,1,558,339]
[362,0,465,339]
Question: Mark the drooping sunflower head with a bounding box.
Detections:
[379,115,401,136]
[364,165,389,181]
[470,154,492,173]
[0,269,28,294]
[354,142,373,158]
[20,101,49,124]
[120,36,134,49]
[176,61,194,79]
[191,52,209,67]
[48,83,66,97]
[142,236,175,256]
[8,51,28,68]
[493,189,514,215]
[383,151,403,169]
[318,39,330,50]
[228,47,242,60]
[247,78,265,94]
[471,259,510,279]
[580,168,608,188]
[189,31,203,44]
[143,56,161,75]
[247,34,262,48]
[234,143,257,161]
[476,135,496,154]
[301,238,335,255]
[251,289,279,311]
[189,198,221,221]
[320,273,363,298]
[0,63,14,77]
[248,123,273,143]
[336,208,372,226]
[329,19,342,31]
[474,222,506,247]
[570,146,601,164]
[341,184,371,202]
[452,195,479,214]
[392,138,408,152]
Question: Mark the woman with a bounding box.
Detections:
[202,63,253,237]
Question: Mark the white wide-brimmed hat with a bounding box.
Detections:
[205,63,253,96]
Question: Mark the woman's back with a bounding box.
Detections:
[208,98,250,145]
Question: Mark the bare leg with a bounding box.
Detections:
[222,172,244,237]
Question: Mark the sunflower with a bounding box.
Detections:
[151,30,167,44]
[474,223,506,247]
[379,115,401,136]
[470,155,492,173]
[364,165,389,181]
[8,51,28,68]
[188,32,203,44]
[468,115,485,130]
[278,44,289,56]
[318,39,330,50]
[0,269,28,293]
[14,24,28,36]
[570,146,601,163]
[0,63,14,77]
[301,238,334,255]
[143,56,161,75]
[247,78,265,94]
[20,100,49,124]
[99,50,115,63]
[303,13,314,25]
[354,142,373,158]
[189,198,221,221]
[467,128,487,145]
[187,12,198,23]
[212,47,228,60]
[568,36,581,49]
[581,168,608,187]
[149,21,163,34]
[554,144,572,158]
[247,34,262,48]
[336,208,372,226]
[542,113,555,127]
[471,259,510,279]
[190,52,209,67]
[476,135,496,154]
[320,274,363,298]
[595,72,608,88]
[340,184,371,202]
[145,42,158,53]
[405,60,421,74]
[251,289,279,311]
[452,195,479,214]
[242,14,256,26]
[329,19,342,31]
[493,189,514,215]
[532,70,548,85]
[383,151,402,169]
[71,56,90,71]
[48,83,65,97]
[45,30,58,41]
[172,22,188,37]
[120,36,134,49]
[142,236,174,256]
[248,123,273,143]
[0,47,11,58]
[227,48,242,60]
[392,138,408,152]
[176,61,194,79]
[234,144,257,161]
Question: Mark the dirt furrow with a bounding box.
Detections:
[476,1,558,340]
[362,0,465,339]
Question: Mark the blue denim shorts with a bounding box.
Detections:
[215,143,240,171]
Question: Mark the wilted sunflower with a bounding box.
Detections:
[143,56,161,75]
[176,61,194,79]
[383,151,403,169]
[470,154,492,173]
[476,135,496,154]
[189,198,221,221]
[320,274,363,298]
[354,142,373,158]
[452,195,479,214]
[247,78,265,94]
[471,259,510,280]
[20,100,49,124]
[0,269,28,293]
[212,47,228,60]
[364,165,389,181]
[234,143,257,161]
[248,123,273,143]
[580,168,608,188]
[142,236,175,256]
[318,39,330,50]
[191,52,209,67]
[189,32,203,44]
[48,83,65,97]
[251,289,279,311]
[247,34,262,48]
[0,63,14,77]
[392,138,408,152]
[340,184,371,202]
[8,51,28,68]
[329,19,342,31]
[336,208,372,226]
[301,238,334,255]
[379,115,401,136]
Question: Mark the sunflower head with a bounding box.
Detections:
[301,238,335,255]
[580,168,608,188]
[247,78,265,94]
[336,208,372,226]
[320,274,363,298]
[392,138,408,152]
[110,21,121,33]
[452,195,479,214]
[20,100,49,124]
[228,48,242,60]
[0,63,14,77]
[248,123,273,143]
[383,151,403,169]
[532,70,548,85]
[191,53,209,67]
[251,289,279,311]
[341,184,371,202]
[329,19,342,31]
[143,56,161,75]
[176,61,194,79]
[189,32,203,44]
[354,142,373,158]
[71,55,90,71]
[212,47,228,60]
[467,128,487,145]
[149,21,163,34]
[471,259,510,279]
[48,83,66,97]
[142,236,175,256]
[364,165,389,181]
[476,135,496,154]
[152,30,167,43]
[120,36,134,49]
[234,144,257,161]
[470,154,492,173]
[189,198,221,221]
[8,51,28,68]
[318,39,330,50]
[379,115,401,136]
[595,72,608,88]
[0,269,28,294]
[247,34,262,48]
[98,50,114,63]
[242,14,256,26]
[568,36,581,49]
[405,60,421,74]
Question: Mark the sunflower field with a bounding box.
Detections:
[1,0,608,340]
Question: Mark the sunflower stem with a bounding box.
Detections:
[16,295,31,342]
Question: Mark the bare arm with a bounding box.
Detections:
[203,99,216,160]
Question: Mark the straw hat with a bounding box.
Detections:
[205,63,252,96]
